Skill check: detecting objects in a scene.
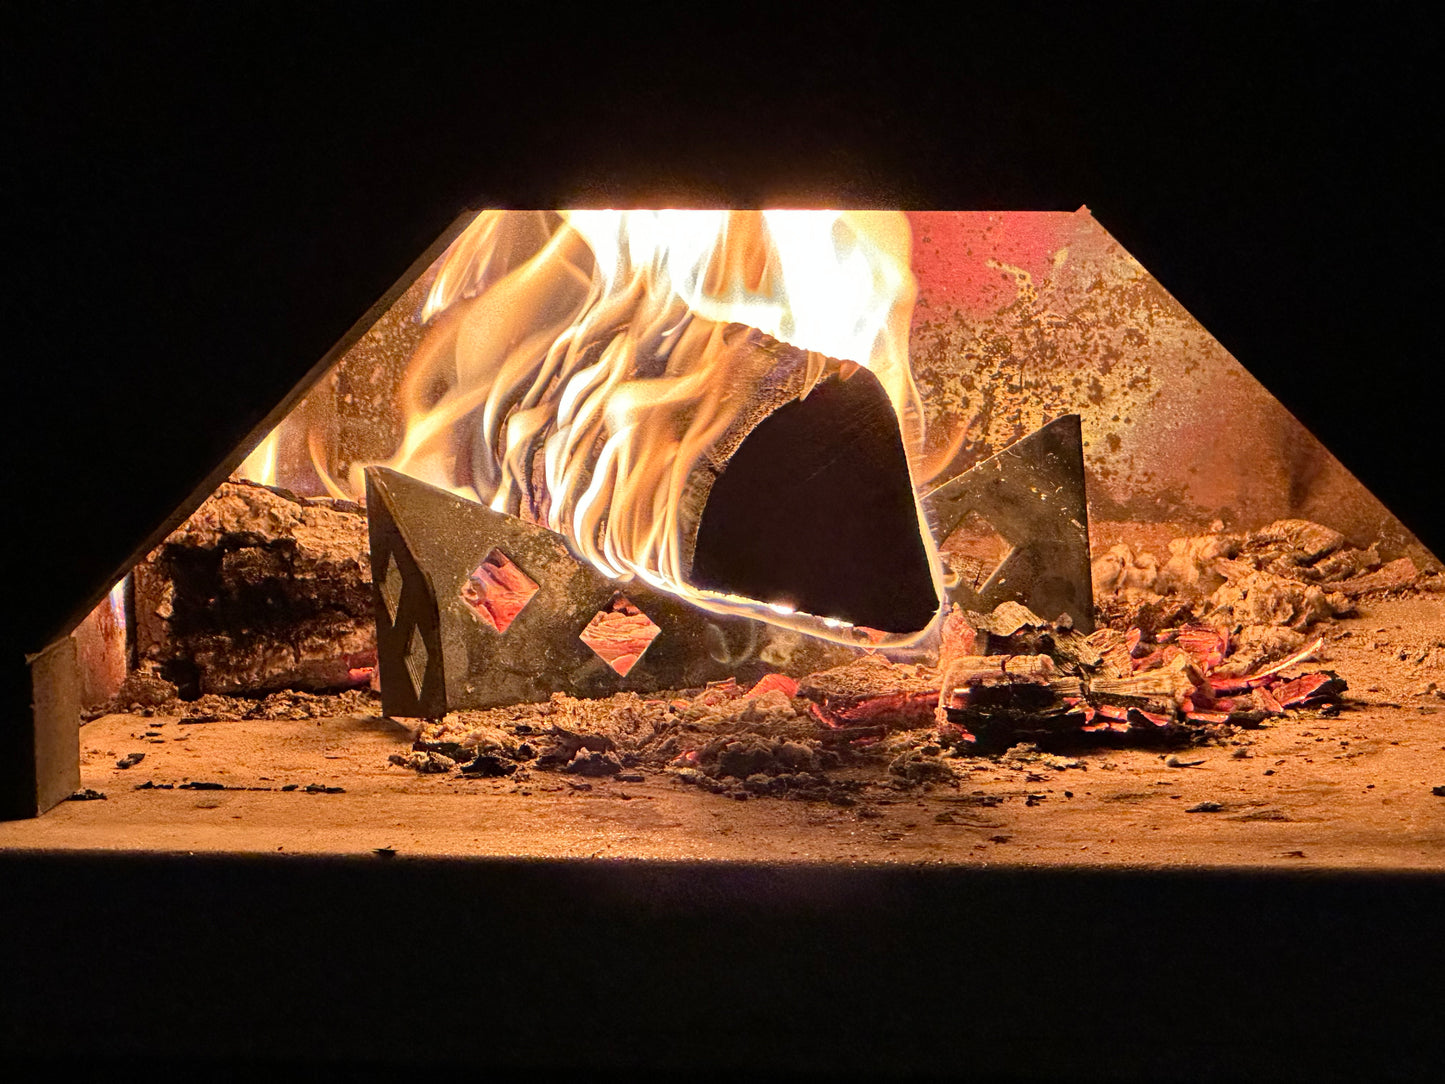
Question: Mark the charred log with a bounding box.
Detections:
[133,481,375,697]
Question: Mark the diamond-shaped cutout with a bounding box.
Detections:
[578,595,660,676]
[381,551,404,625]
[939,509,1013,591]
[461,547,539,633]
[404,623,429,699]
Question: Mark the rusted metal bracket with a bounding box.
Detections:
[920,415,1094,632]
[4,638,82,820]
[366,467,855,718]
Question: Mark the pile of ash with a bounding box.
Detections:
[1092,518,1434,635]
[89,671,379,723]
[398,594,1349,800]
[402,677,865,803]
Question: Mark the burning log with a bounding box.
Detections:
[376,211,942,640]
[928,600,1349,749]
[133,481,375,697]
[798,655,939,729]
[946,685,1088,752]
[936,652,1057,721]
[1084,627,1134,678]
[1089,652,1201,706]
[1166,624,1230,670]
[968,600,1051,641]
[687,356,938,633]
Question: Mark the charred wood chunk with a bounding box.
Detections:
[1331,557,1418,597]
[688,366,938,634]
[133,481,375,697]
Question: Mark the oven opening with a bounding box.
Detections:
[15,209,1441,874]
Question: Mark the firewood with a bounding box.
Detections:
[969,601,1048,637]
[1167,624,1229,669]
[934,652,1055,722]
[1048,676,1086,698]
[1049,627,1105,672]
[685,349,938,633]
[796,655,938,708]
[1084,627,1132,678]
[133,481,374,696]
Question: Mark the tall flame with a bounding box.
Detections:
[242,210,944,645]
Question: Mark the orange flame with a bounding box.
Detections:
[237,426,280,486]
[241,210,945,645]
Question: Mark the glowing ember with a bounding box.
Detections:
[939,509,1013,592]
[578,596,660,676]
[460,548,539,633]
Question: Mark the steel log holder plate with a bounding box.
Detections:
[366,467,860,717]
[367,415,1091,717]
[920,414,1094,633]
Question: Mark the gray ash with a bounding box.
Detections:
[90,682,381,723]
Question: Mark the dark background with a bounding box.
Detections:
[4,6,1442,1078]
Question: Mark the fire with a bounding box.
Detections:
[239,209,947,644]
[237,427,280,486]
[233,381,349,498]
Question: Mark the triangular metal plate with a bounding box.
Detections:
[920,415,1094,631]
[365,467,855,716]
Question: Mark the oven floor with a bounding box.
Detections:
[4,597,1443,869]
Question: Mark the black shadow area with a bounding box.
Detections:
[1,851,1441,1080]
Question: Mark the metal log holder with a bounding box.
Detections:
[921,415,1094,632]
[367,415,1092,717]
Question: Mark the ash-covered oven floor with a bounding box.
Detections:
[6,596,1442,869]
